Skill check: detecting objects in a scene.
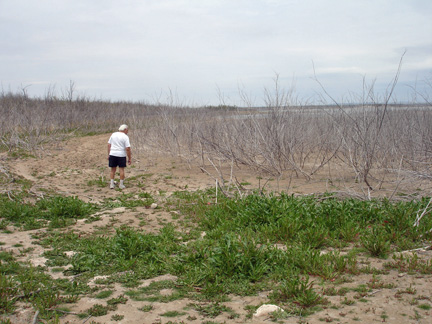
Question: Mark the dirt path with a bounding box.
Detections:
[2,134,432,324]
[7,134,212,200]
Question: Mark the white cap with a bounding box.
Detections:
[118,124,128,131]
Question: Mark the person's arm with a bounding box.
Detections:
[107,144,111,160]
[126,147,132,165]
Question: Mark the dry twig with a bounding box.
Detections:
[32,310,40,324]
[413,197,432,227]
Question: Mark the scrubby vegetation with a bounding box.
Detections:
[1,73,431,322]
[1,72,431,196]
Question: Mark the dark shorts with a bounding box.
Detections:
[109,155,127,168]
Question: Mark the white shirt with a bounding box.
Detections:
[108,132,131,157]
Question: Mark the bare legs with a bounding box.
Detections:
[110,167,126,189]
[110,167,125,180]
[110,167,116,180]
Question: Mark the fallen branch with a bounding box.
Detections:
[399,246,431,253]
[32,310,39,324]
[7,190,16,201]
[413,197,432,227]
[47,308,80,315]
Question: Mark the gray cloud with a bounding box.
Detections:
[1,0,431,105]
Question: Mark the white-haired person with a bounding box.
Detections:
[107,124,132,189]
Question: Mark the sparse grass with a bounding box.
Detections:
[87,176,107,188]
[384,253,432,274]
[367,275,396,289]
[111,314,124,321]
[322,287,349,296]
[189,302,235,318]
[87,304,110,316]
[107,294,128,305]
[1,171,431,322]
[160,310,187,317]
[101,192,155,208]
[138,305,153,312]
[396,285,417,296]
[126,282,187,303]
[94,290,114,299]
[340,297,355,306]
[417,303,431,310]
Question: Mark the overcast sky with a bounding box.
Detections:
[1,0,431,106]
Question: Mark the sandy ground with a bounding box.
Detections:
[1,133,431,324]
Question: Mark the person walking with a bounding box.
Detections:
[108,124,131,189]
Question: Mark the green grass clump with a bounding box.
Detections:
[160,310,187,317]
[36,196,97,219]
[87,304,110,316]
[189,302,235,318]
[0,194,97,230]
[111,314,125,321]
[417,303,431,310]
[0,258,68,319]
[107,294,128,305]
[101,192,155,209]
[184,192,432,253]
[138,305,153,312]
[167,191,432,302]
[0,274,19,313]
[360,225,391,257]
[270,275,323,308]
[65,224,181,275]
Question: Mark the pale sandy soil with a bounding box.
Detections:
[1,133,431,324]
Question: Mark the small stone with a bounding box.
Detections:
[150,203,158,209]
[254,304,284,317]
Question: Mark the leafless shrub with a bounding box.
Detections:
[136,78,342,191]
[313,55,405,190]
[0,86,158,154]
[310,53,431,195]
[1,72,430,197]
[138,66,430,196]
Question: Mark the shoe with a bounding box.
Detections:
[110,183,115,189]
[119,184,126,189]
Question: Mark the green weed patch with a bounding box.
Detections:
[0,194,97,230]
[1,188,431,320]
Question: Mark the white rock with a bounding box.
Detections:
[29,257,48,267]
[150,203,158,209]
[253,304,284,317]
